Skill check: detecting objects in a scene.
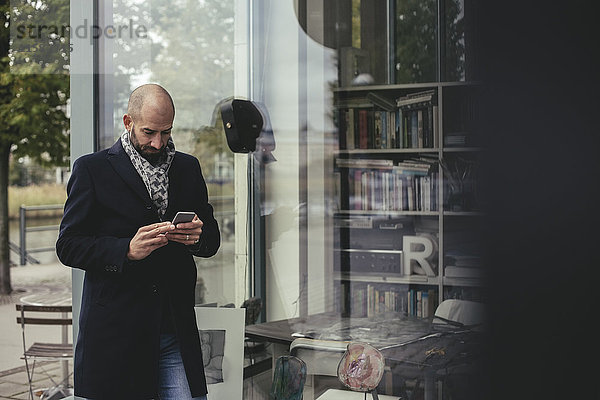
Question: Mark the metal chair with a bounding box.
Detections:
[432,299,486,328]
[16,304,73,400]
[270,355,307,400]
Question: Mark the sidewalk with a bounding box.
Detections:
[0,262,73,399]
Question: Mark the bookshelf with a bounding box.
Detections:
[331,81,484,320]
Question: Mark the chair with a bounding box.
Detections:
[16,304,74,400]
[270,355,307,400]
[432,299,486,329]
[241,296,263,325]
[430,299,487,399]
[290,339,398,400]
[241,297,266,362]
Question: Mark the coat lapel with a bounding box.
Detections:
[107,140,153,206]
[164,152,181,218]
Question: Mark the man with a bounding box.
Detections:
[56,84,220,399]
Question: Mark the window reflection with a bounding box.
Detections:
[105,0,236,305]
[394,0,438,83]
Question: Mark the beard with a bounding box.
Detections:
[130,129,166,165]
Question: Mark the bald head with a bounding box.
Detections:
[127,84,175,122]
[123,84,175,164]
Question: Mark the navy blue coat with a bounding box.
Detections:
[56,139,220,399]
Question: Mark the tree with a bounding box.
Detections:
[147,0,235,187]
[394,0,464,83]
[0,0,69,294]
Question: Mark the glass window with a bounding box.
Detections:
[249,1,484,397]
[98,0,237,306]
[394,0,438,83]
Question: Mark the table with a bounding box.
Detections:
[19,290,72,390]
[245,312,484,400]
[19,291,72,307]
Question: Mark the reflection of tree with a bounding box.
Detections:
[149,0,234,132]
[191,99,233,190]
[1,0,70,294]
[150,0,234,192]
[110,0,235,192]
[110,0,154,141]
[444,0,465,81]
[394,0,464,83]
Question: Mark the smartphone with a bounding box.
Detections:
[171,211,196,226]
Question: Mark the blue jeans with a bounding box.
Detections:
[158,334,208,400]
[76,334,208,400]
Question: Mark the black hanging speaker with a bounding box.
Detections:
[220,98,264,153]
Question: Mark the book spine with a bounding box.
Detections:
[417,109,424,148]
[358,109,368,149]
[432,105,439,148]
[390,111,396,149]
[346,109,355,150]
[354,169,362,210]
[381,111,388,149]
[410,111,418,148]
[427,105,433,148]
[354,171,368,210]
[422,291,429,318]
[367,110,374,149]
[337,109,347,149]
[374,111,382,149]
[395,174,404,211]
[396,109,402,149]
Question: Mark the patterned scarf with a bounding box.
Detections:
[121,130,175,218]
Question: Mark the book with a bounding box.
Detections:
[417,109,424,148]
[410,110,418,148]
[404,89,436,99]
[374,111,382,149]
[432,105,439,148]
[394,165,430,175]
[380,111,388,149]
[406,175,415,211]
[346,109,355,150]
[366,92,396,112]
[423,107,432,148]
[358,109,368,149]
[366,110,374,148]
[336,158,393,168]
[421,291,429,318]
[391,110,398,148]
[402,111,409,148]
[354,169,362,210]
[395,174,404,211]
[396,90,435,107]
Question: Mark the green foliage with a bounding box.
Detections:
[149,0,235,131]
[394,0,465,83]
[1,0,70,293]
[8,0,70,74]
[394,0,438,83]
[107,0,235,172]
[0,0,70,167]
[139,0,235,180]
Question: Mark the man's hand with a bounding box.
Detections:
[127,221,175,260]
[166,215,204,246]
